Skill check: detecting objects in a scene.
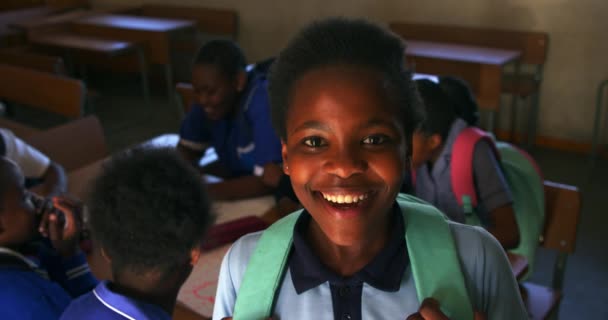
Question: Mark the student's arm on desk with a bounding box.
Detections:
[177,142,206,166]
[486,204,519,250]
[207,163,285,201]
[208,175,272,201]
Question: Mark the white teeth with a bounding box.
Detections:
[321,193,369,204]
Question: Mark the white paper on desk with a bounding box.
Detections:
[212,196,275,224]
[177,243,231,317]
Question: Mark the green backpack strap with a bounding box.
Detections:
[233,210,303,320]
[397,194,474,320]
[234,196,474,319]
[496,142,545,279]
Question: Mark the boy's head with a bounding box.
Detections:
[86,148,213,283]
[0,157,37,248]
[192,39,248,121]
[268,18,422,246]
[411,79,457,168]
[438,76,480,126]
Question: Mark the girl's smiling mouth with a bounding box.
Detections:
[313,190,376,217]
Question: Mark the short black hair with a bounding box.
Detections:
[415,79,457,141]
[438,76,480,126]
[86,148,214,276]
[193,39,246,79]
[268,18,423,144]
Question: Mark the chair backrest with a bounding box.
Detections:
[541,180,581,254]
[0,63,85,118]
[24,115,107,171]
[0,48,67,74]
[141,4,238,38]
[175,82,195,115]
[389,22,548,65]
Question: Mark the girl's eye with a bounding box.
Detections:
[303,136,326,148]
[362,135,389,145]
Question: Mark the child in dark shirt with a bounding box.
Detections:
[0,156,95,319]
[61,148,214,320]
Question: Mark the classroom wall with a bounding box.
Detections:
[93,0,608,143]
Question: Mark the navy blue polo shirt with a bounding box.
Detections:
[290,206,408,320]
[61,281,171,320]
[0,245,97,320]
[179,73,282,177]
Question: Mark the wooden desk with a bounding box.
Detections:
[405,40,521,131]
[9,9,91,32]
[72,14,197,98]
[29,32,149,100]
[0,6,63,45]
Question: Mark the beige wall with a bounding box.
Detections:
[94,0,608,142]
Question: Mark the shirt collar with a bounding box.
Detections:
[289,204,408,294]
[93,281,171,320]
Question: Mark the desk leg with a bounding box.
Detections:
[136,48,150,103]
[165,63,174,102]
[479,65,503,134]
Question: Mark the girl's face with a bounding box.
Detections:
[192,64,241,121]
[282,66,407,246]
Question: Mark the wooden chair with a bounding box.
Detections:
[175,82,195,118]
[521,180,581,320]
[389,22,548,143]
[0,63,86,118]
[24,115,107,171]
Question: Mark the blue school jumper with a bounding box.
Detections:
[0,245,97,320]
[60,281,171,320]
[179,73,282,177]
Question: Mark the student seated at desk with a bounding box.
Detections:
[213,18,526,320]
[407,79,520,249]
[0,157,96,320]
[0,127,67,197]
[61,148,214,320]
[178,39,283,201]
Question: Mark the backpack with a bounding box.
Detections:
[232,194,474,320]
[451,127,544,278]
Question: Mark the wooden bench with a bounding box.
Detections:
[0,46,66,73]
[0,63,86,118]
[0,118,42,137]
[521,181,581,319]
[29,32,149,101]
[389,22,548,140]
[24,115,107,171]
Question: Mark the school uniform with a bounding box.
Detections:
[60,281,170,320]
[212,204,527,320]
[0,128,50,180]
[0,245,97,320]
[179,73,282,178]
[413,118,513,225]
